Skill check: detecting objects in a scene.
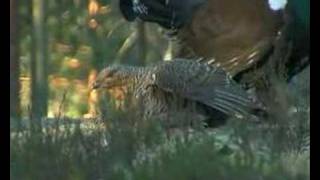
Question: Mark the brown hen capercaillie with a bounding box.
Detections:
[92,59,265,128]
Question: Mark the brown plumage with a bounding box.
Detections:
[92,59,264,128]
[119,0,309,91]
[174,0,283,76]
[120,0,284,76]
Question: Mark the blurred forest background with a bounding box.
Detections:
[10,0,172,119]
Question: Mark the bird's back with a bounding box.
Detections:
[149,59,265,120]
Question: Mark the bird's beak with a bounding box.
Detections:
[91,82,100,90]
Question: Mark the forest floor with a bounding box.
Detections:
[10,66,310,180]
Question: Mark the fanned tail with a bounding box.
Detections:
[202,87,267,120]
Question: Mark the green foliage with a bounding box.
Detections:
[11,83,310,179]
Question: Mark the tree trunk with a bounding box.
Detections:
[10,0,21,119]
[31,0,49,119]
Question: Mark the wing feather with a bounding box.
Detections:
[151,59,255,117]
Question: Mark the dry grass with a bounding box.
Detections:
[11,68,309,180]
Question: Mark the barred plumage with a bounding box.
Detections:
[92,59,264,128]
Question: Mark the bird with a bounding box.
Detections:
[119,0,206,30]
[118,0,309,88]
[92,59,265,128]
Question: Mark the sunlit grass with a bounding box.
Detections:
[11,86,309,180]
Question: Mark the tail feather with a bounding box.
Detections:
[215,89,252,104]
[201,87,264,119]
[213,98,249,117]
[210,103,233,115]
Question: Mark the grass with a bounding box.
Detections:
[10,72,309,180]
[10,112,309,179]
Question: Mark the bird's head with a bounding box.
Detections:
[91,65,133,90]
[119,0,206,30]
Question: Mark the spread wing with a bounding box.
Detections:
[150,59,256,117]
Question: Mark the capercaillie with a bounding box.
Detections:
[92,59,265,128]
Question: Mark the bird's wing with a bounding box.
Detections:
[151,59,255,117]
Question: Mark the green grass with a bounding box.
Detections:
[10,74,309,180]
[10,112,309,179]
